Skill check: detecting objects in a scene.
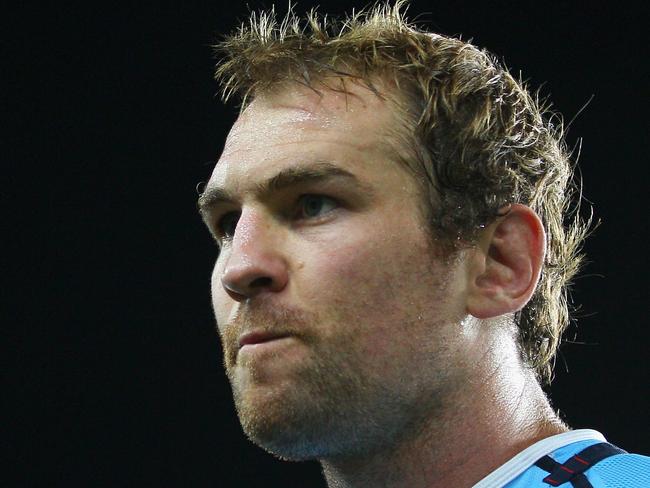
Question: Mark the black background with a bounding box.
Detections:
[5,1,648,487]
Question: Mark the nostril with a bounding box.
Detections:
[250,276,273,289]
[224,287,247,301]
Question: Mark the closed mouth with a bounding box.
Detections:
[238,331,291,349]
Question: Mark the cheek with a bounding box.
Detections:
[296,223,454,357]
[315,239,390,290]
[210,260,230,333]
[304,240,424,373]
[307,220,429,294]
[301,234,416,332]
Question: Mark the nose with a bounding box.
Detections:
[220,209,289,301]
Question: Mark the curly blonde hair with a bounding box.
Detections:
[212,1,591,385]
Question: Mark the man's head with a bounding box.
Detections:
[210,2,589,384]
[199,1,588,461]
[200,81,477,460]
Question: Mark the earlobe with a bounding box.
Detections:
[466,204,546,319]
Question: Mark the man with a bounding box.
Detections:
[197,3,649,487]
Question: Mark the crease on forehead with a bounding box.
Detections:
[221,80,395,161]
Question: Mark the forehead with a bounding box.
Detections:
[208,81,401,190]
[230,80,391,142]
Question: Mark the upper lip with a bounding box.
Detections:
[238,330,291,348]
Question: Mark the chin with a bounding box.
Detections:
[233,386,332,461]
[245,429,328,462]
[233,384,404,462]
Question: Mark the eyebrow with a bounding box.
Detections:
[197,161,371,216]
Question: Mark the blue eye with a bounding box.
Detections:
[217,211,240,239]
[298,195,337,218]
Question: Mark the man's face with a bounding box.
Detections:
[201,81,473,460]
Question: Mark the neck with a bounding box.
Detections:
[320,324,568,488]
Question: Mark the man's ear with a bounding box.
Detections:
[466,204,546,319]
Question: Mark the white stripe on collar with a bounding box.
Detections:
[473,429,607,488]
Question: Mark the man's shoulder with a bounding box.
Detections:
[475,430,649,488]
[586,451,650,487]
[504,443,650,488]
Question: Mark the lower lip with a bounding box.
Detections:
[238,336,295,355]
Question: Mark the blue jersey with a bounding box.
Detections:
[474,429,650,487]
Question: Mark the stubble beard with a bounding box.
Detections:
[220,303,443,462]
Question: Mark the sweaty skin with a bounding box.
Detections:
[200,81,567,488]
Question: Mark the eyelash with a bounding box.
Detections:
[213,194,339,243]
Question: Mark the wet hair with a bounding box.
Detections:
[212,1,591,385]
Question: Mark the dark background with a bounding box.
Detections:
[5,1,648,487]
